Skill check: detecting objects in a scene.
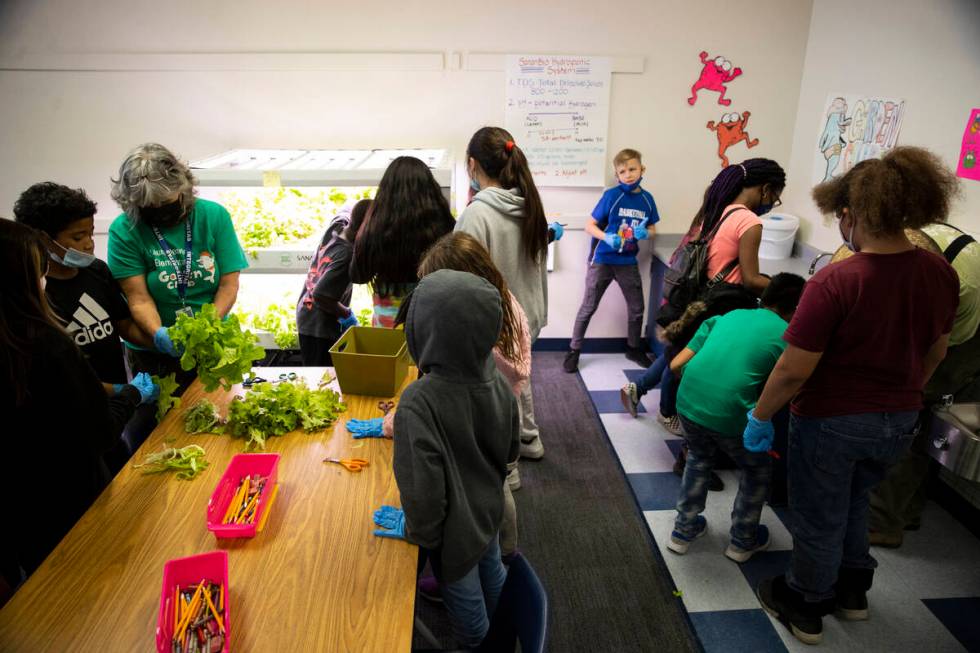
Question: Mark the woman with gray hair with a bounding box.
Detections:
[107,143,248,385]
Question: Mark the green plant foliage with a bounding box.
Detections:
[236,302,299,350]
[168,304,266,392]
[224,381,346,451]
[184,399,223,434]
[133,444,210,480]
[356,307,373,327]
[152,373,181,422]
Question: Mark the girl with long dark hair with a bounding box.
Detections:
[350,156,455,327]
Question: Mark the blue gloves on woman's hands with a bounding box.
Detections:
[339,312,359,332]
[603,233,622,250]
[130,372,161,404]
[549,222,565,241]
[744,409,775,452]
[347,417,385,438]
[373,505,406,539]
[154,327,180,357]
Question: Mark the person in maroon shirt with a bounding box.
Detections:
[742,147,959,645]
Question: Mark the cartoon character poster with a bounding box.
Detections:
[813,94,906,184]
[956,108,980,182]
[688,51,742,106]
[706,111,759,167]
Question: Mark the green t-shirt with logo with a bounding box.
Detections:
[676,308,789,436]
[107,198,248,342]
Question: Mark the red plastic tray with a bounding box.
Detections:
[156,550,230,653]
[206,453,280,539]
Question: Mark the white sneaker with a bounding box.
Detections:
[507,463,521,491]
[658,411,683,436]
[520,437,544,460]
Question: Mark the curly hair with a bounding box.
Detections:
[811,146,960,234]
[13,182,97,236]
[110,143,197,223]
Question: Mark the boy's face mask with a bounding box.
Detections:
[49,242,96,268]
[141,200,186,228]
[617,177,643,193]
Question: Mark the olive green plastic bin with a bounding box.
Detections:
[329,326,411,397]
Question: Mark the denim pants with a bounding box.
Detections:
[440,536,507,648]
[787,412,918,602]
[675,415,772,547]
[570,263,645,349]
[635,347,679,416]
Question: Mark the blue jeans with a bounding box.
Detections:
[636,348,678,417]
[787,412,918,602]
[441,536,507,648]
[675,415,772,547]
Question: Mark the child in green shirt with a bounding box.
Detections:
[666,273,805,562]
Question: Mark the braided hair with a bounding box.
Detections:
[689,158,786,236]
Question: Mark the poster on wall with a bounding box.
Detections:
[813,94,906,184]
[956,108,980,182]
[706,110,759,167]
[505,55,611,187]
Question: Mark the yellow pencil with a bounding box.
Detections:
[203,582,225,633]
[222,476,248,524]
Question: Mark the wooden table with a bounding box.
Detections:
[0,367,418,652]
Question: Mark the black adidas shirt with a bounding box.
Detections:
[45,259,131,384]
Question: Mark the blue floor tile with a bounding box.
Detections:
[664,437,685,458]
[589,389,646,414]
[737,550,793,592]
[623,368,647,384]
[922,596,980,652]
[689,609,788,653]
[626,472,681,510]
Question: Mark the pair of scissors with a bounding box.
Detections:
[278,372,298,382]
[243,375,267,388]
[378,400,395,415]
[323,457,369,472]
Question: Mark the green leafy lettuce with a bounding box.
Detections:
[133,444,209,480]
[152,373,181,422]
[168,304,266,392]
[224,381,346,451]
[184,398,223,434]
[235,302,299,350]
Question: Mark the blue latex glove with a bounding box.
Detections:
[744,409,775,452]
[373,505,406,539]
[339,312,359,332]
[549,221,564,241]
[347,417,385,438]
[633,218,650,241]
[154,327,180,358]
[603,233,622,250]
[130,372,160,404]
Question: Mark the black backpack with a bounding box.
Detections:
[657,208,741,328]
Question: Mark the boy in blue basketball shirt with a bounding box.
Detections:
[565,149,659,372]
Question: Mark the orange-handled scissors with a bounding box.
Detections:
[323,457,369,472]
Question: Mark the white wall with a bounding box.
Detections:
[782,0,980,252]
[0,0,813,339]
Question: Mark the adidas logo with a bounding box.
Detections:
[66,293,115,345]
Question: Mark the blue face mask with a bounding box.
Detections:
[756,203,774,216]
[469,177,481,193]
[839,219,856,252]
[50,243,96,268]
[618,176,642,193]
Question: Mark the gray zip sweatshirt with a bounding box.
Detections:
[393,269,520,582]
[455,187,549,340]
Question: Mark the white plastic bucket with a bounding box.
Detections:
[759,213,800,260]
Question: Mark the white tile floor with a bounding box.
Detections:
[578,352,980,653]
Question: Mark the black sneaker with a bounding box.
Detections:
[757,576,823,645]
[563,349,581,373]
[834,567,872,621]
[624,346,651,368]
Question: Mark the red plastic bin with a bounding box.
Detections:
[207,453,280,539]
[156,550,230,653]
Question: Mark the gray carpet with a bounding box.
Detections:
[413,352,701,652]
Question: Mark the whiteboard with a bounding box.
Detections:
[505,55,612,187]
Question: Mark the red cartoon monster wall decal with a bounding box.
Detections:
[707,111,759,167]
[688,51,742,106]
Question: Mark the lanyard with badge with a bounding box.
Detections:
[152,219,195,318]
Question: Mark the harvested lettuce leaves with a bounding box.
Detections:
[152,373,181,422]
[224,381,346,451]
[168,304,266,392]
[184,399,223,434]
[133,444,209,480]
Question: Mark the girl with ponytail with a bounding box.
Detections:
[455,126,554,461]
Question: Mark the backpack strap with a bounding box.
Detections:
[944,233,976,264]
[703,207,743,241]
[706,258,740,288]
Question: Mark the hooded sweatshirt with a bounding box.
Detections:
[393,269,520,582]
[455,187,548,340]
